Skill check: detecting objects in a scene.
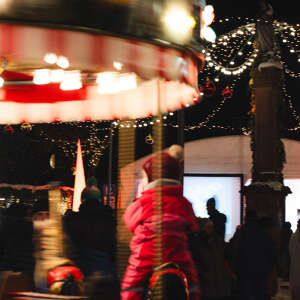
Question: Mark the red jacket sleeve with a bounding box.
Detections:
[123,200,144,232]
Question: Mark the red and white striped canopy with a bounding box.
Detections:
[0,24,200,123]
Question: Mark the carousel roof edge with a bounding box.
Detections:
[0,18,205,60]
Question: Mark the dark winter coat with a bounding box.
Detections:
[63,200,116,278]
[227,219,276,278]
[189,232,231,299]
[209,210,227,241]
[0,216,35,277]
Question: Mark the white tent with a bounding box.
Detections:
[184,135,300,180]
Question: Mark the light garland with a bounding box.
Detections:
[38,121,112,167]
[203,23,258,76]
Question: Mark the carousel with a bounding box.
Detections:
[0,0,208,298]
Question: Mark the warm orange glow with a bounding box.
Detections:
[73,139,86,212]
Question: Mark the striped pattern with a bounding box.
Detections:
[0,24,198,87]
[0,79,197,123]
[0,24,199,123]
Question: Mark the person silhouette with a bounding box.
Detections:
[206,197,227,241]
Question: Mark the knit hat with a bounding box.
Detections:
[142,145,184,183]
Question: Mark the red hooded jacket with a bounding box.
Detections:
[121,184,200,300]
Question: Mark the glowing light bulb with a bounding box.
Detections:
[57,56,70,69]
[202,5,215,26]
[50,69,64,83]
[44,53,57,64]
[33,69,51,85]
[60,71,82,91]
[201,26,216,42]
[97,72,137,94]
[113,61,123,71]
[163,5,196,42]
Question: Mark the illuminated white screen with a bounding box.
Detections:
[183,175,241,242]
[283,179,300,232]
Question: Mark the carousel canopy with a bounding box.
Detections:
[0,0,204,48]
[0,0,205,123]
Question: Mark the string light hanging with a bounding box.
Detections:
[38,121,112,168]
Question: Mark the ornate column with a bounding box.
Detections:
[242,1,291,296]
[244,67,290,220]
[243,0,291,219]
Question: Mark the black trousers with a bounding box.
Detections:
[237,276,271,300]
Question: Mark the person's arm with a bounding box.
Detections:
[123,200,144,232]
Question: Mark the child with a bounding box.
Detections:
[121,145,200,300]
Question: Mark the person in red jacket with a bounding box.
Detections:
[121,145,201,300]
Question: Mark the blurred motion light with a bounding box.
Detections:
[97,72,118,94]
[163,5,196,42]
[50,69,65,83]
[201,5,216,42]
[118,73,137,91]
[201,26,216,43]
[202,5,215,26]
[60,71,82,91]
[57,56,70,69]
[113,61,123,71]
[97,72,137,94]
[33,69,51,85]
[0,76,4,88]
[44,53,57,64]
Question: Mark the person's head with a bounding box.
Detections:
[206,197,216,215]
[81,177,102,204]
[142,145,184,184]
[32,198,49,221]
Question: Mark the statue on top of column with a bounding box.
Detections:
[255,0,283,71]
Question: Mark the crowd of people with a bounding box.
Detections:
[0,145,299,300]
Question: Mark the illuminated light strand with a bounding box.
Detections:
[38,121,112,167]
[216,17,299,27]
[202,24,258,75]
[281,77,300,123]
[208,25,255,56]
[205,48,258,75]
[275,22,300,78]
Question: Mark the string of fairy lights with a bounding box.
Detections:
[38,121,112,167]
